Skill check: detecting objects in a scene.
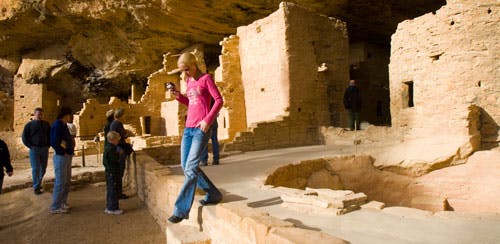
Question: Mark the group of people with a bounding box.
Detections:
[18,107,76,213]
[1,52,360,224]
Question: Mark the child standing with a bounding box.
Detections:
[103,131,124,215]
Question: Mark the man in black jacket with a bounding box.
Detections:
[343,80,362,130]
[22,107,51,195]
[0,139,14,194]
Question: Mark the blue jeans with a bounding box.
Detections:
[29,146,49,190]
[173,128,222,219]
[51,154,72,210]
[106,172,120,210]
[201,121,220,163]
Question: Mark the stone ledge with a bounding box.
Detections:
[166,224,211,244]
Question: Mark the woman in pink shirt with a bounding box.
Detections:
[168,53,223,224]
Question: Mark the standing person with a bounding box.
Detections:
[49,107,75,214]
[167,53,223,224]
[343,80,362,131]
[103,131,124,215]
[22,107,51,195]
[110,108,130,199]
[0,139,13,194]
[200,101,219,166]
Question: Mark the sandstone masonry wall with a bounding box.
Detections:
[224,2,349,152]
[390,0,499,149]
[237,6,290,126]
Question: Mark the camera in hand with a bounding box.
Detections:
[166,82,175,91]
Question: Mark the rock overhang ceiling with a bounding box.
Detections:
[0,0,446,100]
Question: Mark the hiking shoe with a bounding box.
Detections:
[168,215,183,224]
[119,194,129,199]
[200,161,208,166]
[199,199,221,206]
[104,209,123,215]
[50,208,69,214]
[62,203,71,210]
[212,160,219,165]
[34,189,43,195]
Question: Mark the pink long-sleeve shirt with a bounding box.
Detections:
[176,73,223,128]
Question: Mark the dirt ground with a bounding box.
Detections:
[0,184,165,244]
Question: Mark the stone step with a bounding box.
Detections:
[166,224,211,244]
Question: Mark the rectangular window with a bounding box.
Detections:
[404,81,414,108]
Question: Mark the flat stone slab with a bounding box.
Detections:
[166,224,211,244]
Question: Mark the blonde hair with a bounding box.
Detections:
[177,52,199,68]
[107,131,121,142]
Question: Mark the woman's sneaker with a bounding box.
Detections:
[62,203,71,210]
[104,209,123,215]
[50,208,69,214]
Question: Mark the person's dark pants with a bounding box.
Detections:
[201,121,220,164]
[106,171,121,210]
[348,110,360,130]
[29,146,49,190]
[0,173,4,194]
[117,148,128,196]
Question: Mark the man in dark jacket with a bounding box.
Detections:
[22,107,51,195]
[0,139,14,194]
[49,107,75,214]
[343,80,362,130]
[103,131,124,215]
[109,108,130,199]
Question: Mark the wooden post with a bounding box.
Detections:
[82,144,86,167]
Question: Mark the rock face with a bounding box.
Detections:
[0,0,445,132]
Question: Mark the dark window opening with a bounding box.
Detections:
[487,8,492,14]
[223,117,227,128]
[144,116,151,134]
[450,20,455,25]
[404,81,414,108]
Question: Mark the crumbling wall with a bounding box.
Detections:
[390,0,499,149]
[215,35,247,141]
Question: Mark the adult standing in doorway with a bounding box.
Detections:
[343,80,362,130]
[110,108,130,199]
[49,107,75,214]
[22,107,51,195]
[167,53,223,224]
[0,138,13,194]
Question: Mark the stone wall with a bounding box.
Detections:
[223,2,349,152]
[237,6,290,126]
[390,0,499,149]
[215,35,247,141]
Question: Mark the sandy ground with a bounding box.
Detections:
[0,184,165,244]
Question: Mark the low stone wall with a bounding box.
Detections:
[264,154,500,213]
[126,152,348,243]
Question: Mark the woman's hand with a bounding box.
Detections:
[169,89,180,98]
[197,120,209,133]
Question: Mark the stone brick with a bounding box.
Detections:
[166,224,211,244]
[266,227,348,244]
